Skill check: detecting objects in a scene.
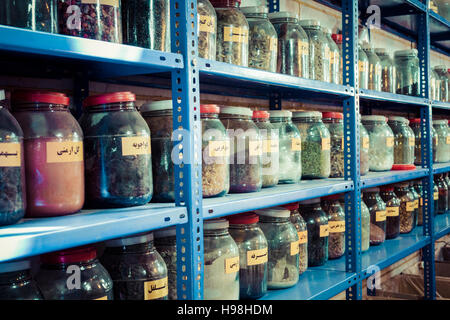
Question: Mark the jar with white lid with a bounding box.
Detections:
[409,118,439,165]
[433,119,450,163]
[154,227,177,300]
[388,116,415,165]
[324,28,340,84]
[394,49,420,96]
[204,218,240,300]
[361,115,394,171]
[375,48,396,93]
[198,0,218,60]
[0,260,43,300]
[362,46,382,91]
[363,187,386,245]
[322,112,344,178]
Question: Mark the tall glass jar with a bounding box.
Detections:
[361,197,371,252]
[80,92,153,208]
[321,195,345,260]
[360,118,370,175]
[380,185,400,239]
[435,174,449,214]
[359,46,370,90]
[362,115,394,171]
[154,227,177,300]
[394,49,420,96]
[228,213,268,300]
[433,119,450,163]
[331,34,343,84]
[430,69,440,101]
[268,12,309,78]
[409,118,439,165]
[413,179,424,226]
[12,91,84,217]
[362,46,382,91]
[269,110,302,184]
[220,106,262,193]
[101,232,168,300]
[241,7,277,72]
[445,173,450,210]
[394,183,416,234]
[409,182,419,229]
[322,112,344,178]
[363,188,386,245]
[211,0,249,66]
[324,28,340,84]
[203,219,240,300]
[292,111,331,179]
[434,66,449,102]
[388,116,415,165]
[198,0,218,59]
[375,48,396,93]
[0,260,43,300]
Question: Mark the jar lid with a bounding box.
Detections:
[298,20,321,28]
[363,187,380,192]
[322,194,341,201]
[0,260,30,274]
[292,111,322,119]
[210,0,241,8]
[433,119,448,125]
[41,246,97,265]
[408,118,421,124]
[322,112,343,120]
[227,212,259,225]
[154,226,177,238]
[12,90,70,106]
[374,48,389,55]
[252,110,270,119]
[200,104,220,114]
[379,185,394,192]
[280,202,299,211]
[361,115,387,122]
[140,100,173,113]
[299,198,321,205]
[204,218,229,230]
[0,89,5,101]
[391,164,416,171]
[83,92,135,108]
[268,110,292,118]
[394,49,418,57]
[434,65,447,72]
[240,6,268,15]
[220,106,253,117]
[268,11,299,21]
[105,232,153,247]
[388,116,409,124]
[255,208,290,218]
[332,34,342,43]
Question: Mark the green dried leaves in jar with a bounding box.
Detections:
[198,0,217,60]
[388,116,415,165]
[323,112,344,178]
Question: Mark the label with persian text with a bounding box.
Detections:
[376,210,386,222]
[225,256,240,274]
[322,137,331,151]
[223,27,248,43]
[406,202,415,212]
[291,138,302,151]
[386,207,400,217]
[247,248,268,266]
[329,220,345,233]
[144,277,168,300]
[290,241,299,256]
[0,143,21,167]
[199,15,215,33]
[414,199,419,209]
[208,140,230,157]
[46,141,83,163]
[362,137,369,149]
[320,224,329,237]
[121,136,151,156]
[409,137,415,147]
[434,192,439,200]
[298,231,307,244]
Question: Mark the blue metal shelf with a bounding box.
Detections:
[361,168,429,189]
[433,162,450,174]
[0,204,187,263]
[435,213,450,239]
[429,10,450,54]
[359,89,429,106]
[432,100,450,110]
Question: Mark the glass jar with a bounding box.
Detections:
[198,0,218,60]
[435,174,449,214]
[360,118,370,175]
[393,183,416,234]
[141,100,174,202]
[434,184,440,216]
[228,213,268,299]
[241,7,277,72]
[36,246,114,300]
[79,92,152,208]
[12,91,84,217]
[380,185,400,239]
[361,197,370,252]
[413,179,424,226]
[122,0,170,51]
[268,12,309,78]
[433,119,450,163]
[211,0,249,66]
[292,111,331,179]
[323,112,344,178]
[430,69,440,101]
[298,198,329,266]
[375,48,396,93]
[269,110,302,184]
[256,207,299,288]
[58,0,122,43]
[435,0,450,20]
[409,118,439,165]
[362,46,382,91]
[201,105,230,197]
[203,219,240,300]
[361,115,394,171]
[154,227,177,300]
[324,28,340,85]
[0,260,43,300]
[388,116,415,165]
[445,173,450,210]
[220,106,262,193]
[299,20,330,82]
[434,66,449,102]
[331,33,343,84]
[409,182,420,229]
[321,195,345,260]
[359,47,370,89]
[394,49,420,96]
[362,188,386,245]
[253,110,279,188]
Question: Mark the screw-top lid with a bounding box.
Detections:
[268,11,299,21]
[0,260,31,274]
[228,212,259,225]
[83,92,135,108]
[363,187,380,192]
[409,118,421,124]
[298,20,321,28]
[0,90,5,101]
[361,115,387,122]
[391,164,416,171]
[299,198,321,205]
[292,111,322,119]
[252,110,270,119]
[394,49,418,57]
[154,226,177,238]
[209,0,241,8]
[433,119,448,125]
[280,202,299,212]
[204,218,229,230]
[388,116,409,124]
[240,6,268,15]
[140,100,173,113]
[322,194,342,201]
[41,246,97,265]
[379,185,395,192]
[12,91,70,106]
[220,106,253,117]
[255,207,290,218]
[322,112,343,120]
[269,110,292,118]
[200,104,220,114]
[105,232,154,247]
[332,34,342,44]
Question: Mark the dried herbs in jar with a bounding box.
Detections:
[380,185,400,239]
[394,183,415,234]
[321,195,345,260]
[363,188,386,245]
[154,227,177,300]
[323,112,344,178]
[198,0,217,60]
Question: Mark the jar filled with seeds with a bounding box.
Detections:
[388,116,415,165]
[241,6,277,72]
[201,105,230,197]
[154,227,177,300]
[375,48,396,93]
[413,179,424,226]
[220,106,262,193]
[361,197,370,252]
[321,195,345,260]
[322,112,344,178]
[198,0,218,60]
[101,232,168,300]
[363,188,386,246]
[360,118,370,175]
[362,115,394,171]
[269,110,302,184]
[0,260,43,300]
[435,174,449,214]
[292,111,331,179]
[228,213,268,300]
[394,49,420,96]
[434,66,449,102]
[362,46,382,91]
[433,119,450,163]
[380,185,400,239]
[203,218,240,300]
[394,183,416,234]
[409,118,439,165]
[324,28,340,85]
[358,46,370,89]
[211,0,249,66]
[256,207,299,289]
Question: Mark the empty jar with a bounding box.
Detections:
[434,65,449,102]
[433,119,450,163]
[394,49,420,96]
[375,48,396,93]
[324,28,340,85]
[0,260,43,300]
[362,115,394,171]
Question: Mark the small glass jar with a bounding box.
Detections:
[256,208,299,289]
[228,213,268,300]
[201,105,230,197]
[361,197,370,252]
[58,0,122,43]
[292,111,331,179]
[154,227,177,300]
[375,48,396,93]
[220,107,262,193]
[241,7,277,72]
[141,100,174,202]
[0,260,43,300]
[101,232,168,300]
[363,188,386,245]
[12,91,84,217]
[80,92,153,208]
[204,218,240,300]
[359,47,370,89]
[433,120,450,163]
[253,111,279,188]
[360,118,370,175]
[434,66,449,103]
[36,246,114,300]
[362,115,394,171]
[435,174,449,214]
[211,0,249,66]
[394,183,416,234]
[269,110,302,184]
[198,0,218,60]
[409,118,439,165]
[362,46,382,91]
[324,28,340,84]
[299,20,330,82]
[323,112,344,178]
[388,116,415,165]
[321,195,345,260]
[380,185,401,239]
[394,49,420,96]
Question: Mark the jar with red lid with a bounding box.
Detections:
[380,185,400,239]
[36,246,114,300]
[79,92,153,208]
[321,194,345,260]
[282,202,307,275]
[12,91,85,217]
[323,112,344,178]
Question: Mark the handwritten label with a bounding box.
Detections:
[46,141,83,163]
[298,231,307,244]
[269,38,278,53]
[223,27,248,43]
[290,241,299,256]
[144,277,168,300]
[447,136,450,145]
[291,138,302,151]
[225,256,240,274]
[263,139,279,153]
[208,140,230,157]
[249,140,262,156]
[406,202,415,212]
[329,220,345,233]
[386,207,399,217]
[434,192,439,200]
[414,199,419,209]
[322,137,331,151]
[247,248,268,266]
[82,0,119,6]
[358,61,366,73]
[299,40,309,56]
[320,224,329,237]
[94,296,108,300]
[386,137,394,147]
[376,210,386,222]
[362,137,369,149]
[409,137,415,147]
[199,15,215,33]
[121,136,151,156]
[0,143,21,167]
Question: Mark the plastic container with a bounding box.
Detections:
[122,0,170,51]
[198,0,218,60]
[220,106,262,193]
[12,91,84,217]
[58,0,122,43]
[394,49,420,96]
[256,208,299,289]
[241,7,277,72]
[201,105,230,197]
[380,185,401,239]
[435,174,449,214]
[292,111,331,179]
[79,92,153,208]
[211,0,249,66]
[361,197,370,252]
[362,188,386,245]
[228,213,268,299]
[375,48,396,93]
[361,115,394,171]
[323,112,344,178]
[360,118,370,175]
[362,46,382,91]
[0,260,43,300]
[269,12,309,78]
[268,110,302,184]
[409,118,439,165]
[36,246,114,300]
[324,28,340,85]
[203,218,240,300]
[434,66,449,102]
[321,195,345,260]
[388,116,415,165]
[393,183,416,234]
[433,119,450,163]
[154,227,177,300]
[413,179,424,226]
